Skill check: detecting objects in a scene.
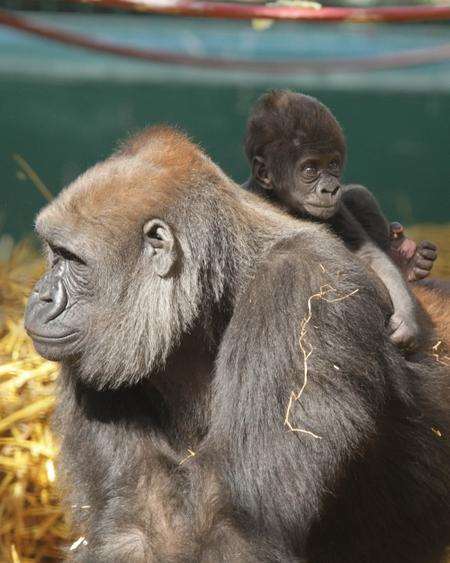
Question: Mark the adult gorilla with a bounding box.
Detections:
[25,127,449,562]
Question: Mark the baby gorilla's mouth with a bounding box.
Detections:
[303,201,337,215]
[302,201,339,221]
[305,202,335,209]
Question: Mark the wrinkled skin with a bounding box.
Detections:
[252,152,342,221]
[25,247,88,361]
[24,218,177,367]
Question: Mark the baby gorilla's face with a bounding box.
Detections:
[282,151,343,220]
[251,150,344,221]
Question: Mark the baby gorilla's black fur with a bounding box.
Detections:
[244,90,422,349]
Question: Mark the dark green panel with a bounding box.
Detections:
[1,14,449,239]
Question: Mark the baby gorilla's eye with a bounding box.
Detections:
[329,159,341,172]
[302,164,317,177]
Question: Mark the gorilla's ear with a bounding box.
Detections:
[252,156,273,191]
[143,219,177,278]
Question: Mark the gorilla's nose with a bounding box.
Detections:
[31,275,69,323]
[46,280,69,321]
[36,277,53,303]
[319,184,340,196]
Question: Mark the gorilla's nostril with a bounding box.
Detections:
[37,277,54,303]
[40,291,53,303]
[320,184,340,196]
[46,280,68,322]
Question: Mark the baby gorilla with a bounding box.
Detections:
[243,90,429,348]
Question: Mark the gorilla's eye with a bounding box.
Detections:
[50,244,85,265]
[329,159,341,171]
[302,164,318,179]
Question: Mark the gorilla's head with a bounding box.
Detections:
[25,127,238,389]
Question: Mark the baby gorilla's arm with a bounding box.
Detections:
[334,203,420,349]
[355,240,420,348]
[342,187,438,283]
[342,185,390,251]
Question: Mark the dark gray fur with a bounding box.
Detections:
[25,128,449,562]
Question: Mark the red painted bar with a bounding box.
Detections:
[72,0,450,23]
[1,9,450,72]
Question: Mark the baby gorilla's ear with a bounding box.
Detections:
[143,219,177,277]
[252,156,273,190]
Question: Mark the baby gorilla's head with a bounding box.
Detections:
[245,90,346,220]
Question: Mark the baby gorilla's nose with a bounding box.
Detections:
[319,183,340,196]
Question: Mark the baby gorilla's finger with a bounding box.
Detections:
[414,257,435,270]
[417,248,437,261]
[390,326,416,349]
[390,222,404,237]
[409,267,430,281]
[388,314,418,349]
[417,240,437,252]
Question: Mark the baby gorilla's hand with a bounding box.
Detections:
[389,223,438,282]
[388,311,420,349]
[406,240,438,282]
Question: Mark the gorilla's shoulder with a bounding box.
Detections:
[239,229,386,330]
[262,227,367,283]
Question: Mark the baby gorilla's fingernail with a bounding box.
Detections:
[390,222,404,234]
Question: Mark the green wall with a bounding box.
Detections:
[1,15,450,239]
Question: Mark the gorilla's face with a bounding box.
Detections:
[25,218,178,364]
[286,151,343,220]
[25,245,90,361]
[252,150,343,221]
[24,127,230,389]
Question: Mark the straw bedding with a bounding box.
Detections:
[1,227,449,562]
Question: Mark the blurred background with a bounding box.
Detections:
[0,1,449,560]
[1,0,450,238]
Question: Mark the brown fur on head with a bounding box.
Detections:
[38,126,218,240]
[244,90,347,180]
[31,126,243,389]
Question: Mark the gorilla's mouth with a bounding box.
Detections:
[26,330,79,344]
[302,202,338,221]
[304,202,335,209]
[303,202,338,215]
